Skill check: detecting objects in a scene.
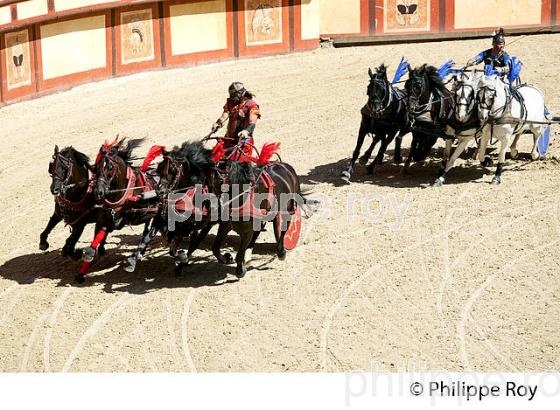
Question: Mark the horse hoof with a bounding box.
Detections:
[481,156,492,167]
[433,177,444,187]
[39,241,49,251]
[124,257,136,273]
[176,250,189,264]
[223,253,234,265]
[510,149,519,159]
[358,156,368,166]
[236,265,247,279]
[491,177,501,185]
[61,246,72,258]
[531,152,540,161]
[394,156,403,165]
[74,275,85,285]
[340,171,351,183]
[277,249,287,261]
[82,247,96,263]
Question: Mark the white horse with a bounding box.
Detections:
[433,72,484,186]
[476,74,545,184]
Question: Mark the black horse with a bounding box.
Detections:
[75,138,159,283]
[404,64,454,165]
[212,158,306,278]
[124,141,217,273]
[342,65,408,182]
[40,146,99,259]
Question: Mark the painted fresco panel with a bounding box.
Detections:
[384,0,430,32]
[245,0,282,46]
[5,30,32,90]
[120,9,154,64]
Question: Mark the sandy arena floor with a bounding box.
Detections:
[0,34,559,372]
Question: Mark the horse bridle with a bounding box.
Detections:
[160,153,185,193]
[407,75,433,116]
[367,77,393,115]
[96,151,121,192]
[49,152,74,194]
[454,81,476,120]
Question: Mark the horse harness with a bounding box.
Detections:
[477,83,528,144]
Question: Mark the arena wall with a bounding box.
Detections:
[0,0,557,105]
[319,0,556,36]
[0,0,319,104]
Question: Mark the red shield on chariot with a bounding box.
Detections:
[275,205,302,250]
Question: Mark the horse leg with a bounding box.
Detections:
[234,226,254,279]
[212,221,233,264]
[510,133,521,159]
[245,223,264,265]
[360,135,379,165]
[478,131,492,167]
[433,137,471,187]
[491,135,509,185]
[184,222,215,260]
[400,134,417,175]
[394,132,403,164]
[529,126,542,160]
[124,221,158,273]
[62,219,86,260]
[367,136,389,174]
[442,139,453,169]
[82,223,106,263]
[39,211,62,251]
[341,121,368,182]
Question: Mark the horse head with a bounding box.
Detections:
[476,74,504,123]
[158,141,214,192]
[94,138,142,202]
[405,65,430,113]
[453,72,479,123]
[48,145,90,197]
[367,65,391,114]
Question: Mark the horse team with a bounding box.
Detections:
[41,58,555,284]
[342,60,554,186]
[41,137,309,284]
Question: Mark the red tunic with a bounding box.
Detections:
[223,98,261,141]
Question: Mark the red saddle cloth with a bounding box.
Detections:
[173,186,209,218]
[229,170,276,219]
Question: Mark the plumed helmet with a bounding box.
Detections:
[228,82,247,99]
[492,27,505,45]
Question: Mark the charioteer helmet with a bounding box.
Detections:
[229,82,247,102]
[492,27,505,45]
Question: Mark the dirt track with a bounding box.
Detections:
[1,34,559,372]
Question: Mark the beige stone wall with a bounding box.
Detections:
[169,1,228,55]
[454,0,541,29]
[0,5,11,25]
[40,15,107,79]
[301,0,320,40]
[319,0,361,35]
[54,0,119,12]
[17,0,49,20]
